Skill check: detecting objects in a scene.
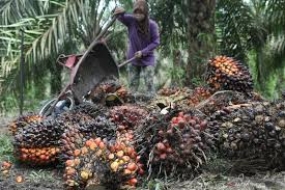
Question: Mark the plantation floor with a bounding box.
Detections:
[2,116,285,190]
[0,167,63,190]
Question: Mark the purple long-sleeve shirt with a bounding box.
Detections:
[117,13,160,66]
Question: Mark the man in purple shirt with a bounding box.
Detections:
[114,0,160,97]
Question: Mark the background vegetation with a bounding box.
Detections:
[1,0,285,115]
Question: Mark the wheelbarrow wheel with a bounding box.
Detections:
[39,96,75,117]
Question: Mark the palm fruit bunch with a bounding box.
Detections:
[196,90,252,116]
[206,55,253,95]
[137,110,207,178]
[109,105,148,129]
[157,86,183,96]
[186,86,213,107]
[59,111,116,161]
[69,102,107,118]
[108,141,143,189]
[205,101,285,172]
[109,105,147,186]
[13,118,62,165]
[64,136,143,189]
[8,113,43,135]
[63,137,109,189]
[108,105,147,188]
[84,76,125,106]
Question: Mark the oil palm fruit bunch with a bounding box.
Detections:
[108,141,143,189]
[115,86,129,101]
[157,86,182,96]
[59,111,116,161]
[69,102,107,119]
[9,113,43,135]
[64,137,142,189]
[137,111,207,178]
[196,90,251,116]
[84,76,122,105]
[63,137,109,189]
[109,105,148,130]
[13,118,62,165]
[207,55,253,95]
[187,86,213,106]
[206,102,285,172]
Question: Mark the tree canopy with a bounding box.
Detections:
[1,0,285,112]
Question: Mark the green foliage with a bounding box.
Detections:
[2,0,285,109]
[149,0,188,56]
[0,134,14,162]
[0,0,130,113]
[28,170,58,184]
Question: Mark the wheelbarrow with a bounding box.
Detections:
[39,17,136,116]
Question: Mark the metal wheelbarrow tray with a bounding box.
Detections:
[70,42,119,103]
[55,42,119,104]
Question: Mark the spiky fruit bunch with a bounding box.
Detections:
[205,102,285,172]
[187,87,213,106]
[137,111,207,178]
[109,105,148,129]
[84,76,121,103]
[157,87,182,96]
[9,113,43,135]
[196,90,253,116]
[59,112,116,161]
[70,103,107,119]
[207,56,253,94]
[13,119,62,148]
[64,137,143,190]
[13,119,63,165]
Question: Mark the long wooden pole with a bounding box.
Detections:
[19,29,25,115]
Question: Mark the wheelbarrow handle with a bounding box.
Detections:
[118,57,136,68]
[95,16,117,42]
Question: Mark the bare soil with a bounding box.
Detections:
[0,166,64,190]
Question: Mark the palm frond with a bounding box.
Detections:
[216,0,253,61]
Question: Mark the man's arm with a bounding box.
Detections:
[141,21,160,56]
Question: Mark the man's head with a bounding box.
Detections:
[133,0,149,22]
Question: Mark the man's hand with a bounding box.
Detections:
[135,51,142,59]
[113,7,125,17]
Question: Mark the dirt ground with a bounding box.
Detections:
[0,166,64,190]
[2,116,285,190]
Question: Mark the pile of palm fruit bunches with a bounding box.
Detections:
[158,55,256,108]
[6,55,285,189]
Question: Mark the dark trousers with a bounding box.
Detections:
[128,64,155,95]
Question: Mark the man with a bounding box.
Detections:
[113,0,160,97]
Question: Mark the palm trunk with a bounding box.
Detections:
[49,62,62,95]
[186,0,216,85]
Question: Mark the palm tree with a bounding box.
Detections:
[186,0,216,85]
[216,0,285,97]
[0,0,121,108]
[149,0,217,87]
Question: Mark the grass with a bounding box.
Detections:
[27,169,60,184]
